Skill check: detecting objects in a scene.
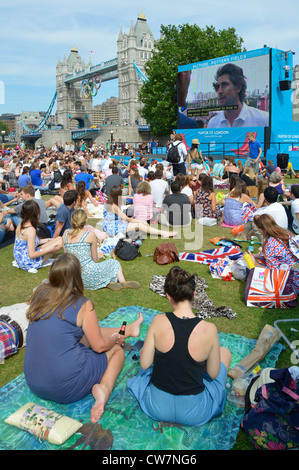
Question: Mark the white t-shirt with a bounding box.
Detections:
[255,202,288,230]
[291,199,299,234]
[181,186,192,198]
[149,179,169,208]
[138,166,148,178]
[207,102,269,128]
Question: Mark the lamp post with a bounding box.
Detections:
[110,130,113,144]
[1,130,5,143]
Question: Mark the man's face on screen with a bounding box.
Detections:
[215,74,241,107]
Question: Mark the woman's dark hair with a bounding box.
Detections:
[77,180,87,202]
[107,185,123,206]
[291,184,299,199]
[198,173,214,193]
[230,179,248,198]
[229,174,241,191]
[62,168,73,183]
[164,266,196,303]
[20,200,40,230]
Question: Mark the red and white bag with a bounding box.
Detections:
[244,267,297,308]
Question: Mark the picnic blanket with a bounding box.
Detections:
[0,306,284,451]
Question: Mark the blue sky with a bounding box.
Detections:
[0,0,298,115]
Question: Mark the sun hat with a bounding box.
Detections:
[192,139,200,145]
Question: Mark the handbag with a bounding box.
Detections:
[153,242,179,265]
[114,239,141,261]
[241,367,299,450]
[244,267,297,308]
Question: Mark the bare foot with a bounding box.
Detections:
[161,231,178,238]
[90,384,110,422]
[127,312,144,338]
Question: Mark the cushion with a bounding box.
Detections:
[5,402,82,445]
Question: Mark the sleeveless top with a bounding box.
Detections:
[151,312,206,396]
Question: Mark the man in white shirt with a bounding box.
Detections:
[207,63,269,128]
[168,134,188,176]
[149,169,169,208]
[242,187,288,242]
[138,159,148,179]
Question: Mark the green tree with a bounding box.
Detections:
[139,24,245,136]
[0,120,10,136]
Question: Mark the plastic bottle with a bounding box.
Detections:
[244,252,255,269]
[248,236,254,253]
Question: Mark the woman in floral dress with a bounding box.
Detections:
[63,209,140,291]
[194,173,222,221]
[248,213,299,294]
[13,199,62,271]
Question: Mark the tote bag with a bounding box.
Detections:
[244,267,297,308]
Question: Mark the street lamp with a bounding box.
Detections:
[1,130,5,143]
[110,130,113,144]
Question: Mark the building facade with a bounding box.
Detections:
[117,12,155,126]
[56,46,93,130]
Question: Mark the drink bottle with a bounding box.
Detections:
[119,321,126,335]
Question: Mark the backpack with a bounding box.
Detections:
[53,169,63,183]
[241,367,299,450]
[153,242,179,265]
[166,142,181,163]
[114,239,141,261]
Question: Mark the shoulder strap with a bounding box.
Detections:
[80,230,90,242]
[64,229,70,243]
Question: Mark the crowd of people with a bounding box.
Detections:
[1,134,299,425]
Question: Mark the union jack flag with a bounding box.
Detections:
[246,268,297,308]
[179,246,243,265]
[241,203,256,223]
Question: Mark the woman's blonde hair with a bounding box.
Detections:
[26,253,85,323]
[184,174,194,187]
[136,181,151,195]
[257,177,269,198]
[69,209,87,238]
[243,166,255,180]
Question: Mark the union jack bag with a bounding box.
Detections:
[244,267,297,308]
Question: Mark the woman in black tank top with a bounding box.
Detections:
[127,266,232,426]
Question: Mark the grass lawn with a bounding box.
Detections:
[1,182,299,450]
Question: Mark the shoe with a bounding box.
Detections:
[119,281,141,289]
[107,282,123,291]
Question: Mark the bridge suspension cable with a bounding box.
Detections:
[133,61,149,82]
[21,92,57,133]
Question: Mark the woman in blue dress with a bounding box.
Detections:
[24,253,144,422]
[102,185,178,238]
[223,179,256,226]
[127,266,232,427]
[13,199,62,271]
[63,209,140,291]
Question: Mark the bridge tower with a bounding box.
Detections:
[56,46,93,130]
[117,12,154,126]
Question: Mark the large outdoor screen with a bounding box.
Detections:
[177,49,270,130]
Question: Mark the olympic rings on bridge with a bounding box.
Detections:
[81,76,101,98]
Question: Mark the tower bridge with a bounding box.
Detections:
[19,12,155,145]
